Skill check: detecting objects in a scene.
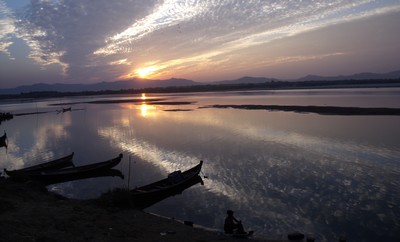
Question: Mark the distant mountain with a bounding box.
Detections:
[0,78,199,95]
[214,76,277,85]
[1,70,399,95]
[297,70,400,81]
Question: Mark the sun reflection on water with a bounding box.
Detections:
[139,102,157,118]
[141,103,148,117]
[118,101,157,118]
[96,125,242,203]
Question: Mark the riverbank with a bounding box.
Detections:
[0,178,284,242]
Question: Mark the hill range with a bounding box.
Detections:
[1,70,400,95]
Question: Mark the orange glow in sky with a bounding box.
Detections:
[135,66,157,78]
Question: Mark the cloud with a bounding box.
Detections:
[93,0,400,80]
[9,0,159,82]
[109,58,132,66]
[96,0,400,57]
[0,1,15,57]
[95,0,211,56]
[1,0,400,86]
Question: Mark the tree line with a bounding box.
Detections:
[1,78,399,99]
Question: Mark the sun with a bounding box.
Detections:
[135,66,157,78]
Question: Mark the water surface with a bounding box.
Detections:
[1,88,399,241]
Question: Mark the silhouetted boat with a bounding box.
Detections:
[131,161,203,207]
[0,112,13,124]
[134,175,203,209]
[62,107,72,112]
[4,152,74,177]
[6,154,123,183]
[0,132,7,148]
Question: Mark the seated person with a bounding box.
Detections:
[224,210,252,235]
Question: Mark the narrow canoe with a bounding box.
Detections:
[4,152,74,177]
[133,175,203,209]
[62,107,71,112]
[0,132,7,148]
[4,152,74,180]
[131,161,203,204]
[7,154,123,183]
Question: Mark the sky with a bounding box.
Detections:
[1,0,400,89]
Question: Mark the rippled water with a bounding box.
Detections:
[1,88,399,241]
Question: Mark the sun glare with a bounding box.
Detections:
[136,66,157,78]
[141,103,148,117]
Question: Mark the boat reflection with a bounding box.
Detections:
[43,169,124,186]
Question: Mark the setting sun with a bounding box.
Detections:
[135,66,157,78]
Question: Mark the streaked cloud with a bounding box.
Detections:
[96,1,400,56]
[93,0,400,80]
[95,0,210,55]
[109,58,132,66]
[0,1,15,57]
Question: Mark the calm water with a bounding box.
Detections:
[1,88,400,241]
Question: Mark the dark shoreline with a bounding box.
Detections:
[0,178,275,242]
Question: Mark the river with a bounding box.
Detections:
[1,87,399,241]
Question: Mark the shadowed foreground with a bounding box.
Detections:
[0,179,282,242]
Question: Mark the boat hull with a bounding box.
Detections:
[4,152,74,178]
[132,175,203,209]
[6,154,123,184]
[131,161,203,208]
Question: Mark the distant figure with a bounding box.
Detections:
[224,210,253,235]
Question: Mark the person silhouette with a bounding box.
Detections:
[224,210,253,235]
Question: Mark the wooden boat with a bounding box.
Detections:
[0,132,7,148]
[134,175,203,209]
[4,152,74,177]
[0,112,13,124]
[131,161,203,208]
[6,154,123,183]
[62,107,72,112]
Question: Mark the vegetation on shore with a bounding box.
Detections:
[1,78,399,100]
